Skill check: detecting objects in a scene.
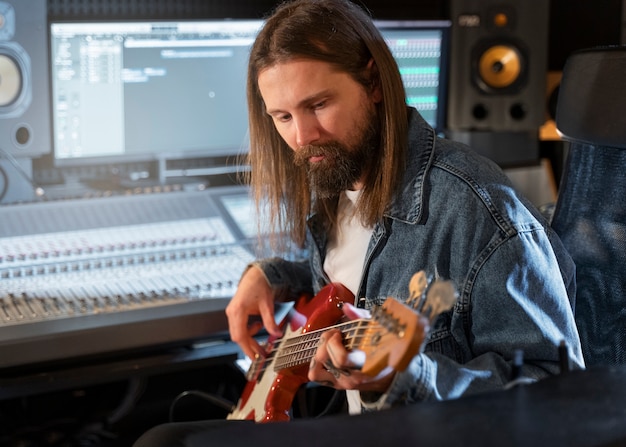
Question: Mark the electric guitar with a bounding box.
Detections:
[227,271,457,422]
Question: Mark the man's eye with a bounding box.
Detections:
[272,114,290,122]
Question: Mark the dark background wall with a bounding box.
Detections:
[46,0,624,72]
[548,0,622,70]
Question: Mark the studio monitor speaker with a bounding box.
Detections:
[0,0,50,158]
[447,0,549,132]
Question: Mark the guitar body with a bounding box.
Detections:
[227,283,355,422]
[227,272,457,423]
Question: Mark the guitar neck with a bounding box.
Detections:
[271,319,369,371]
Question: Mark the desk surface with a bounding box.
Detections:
[197,365,626,447]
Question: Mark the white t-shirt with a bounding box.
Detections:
[322,189,374,414]
[323,189,373,296]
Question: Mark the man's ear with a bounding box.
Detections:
[366,58,383,103]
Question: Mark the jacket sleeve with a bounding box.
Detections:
[251,257,313,302]
[363,230,585,408]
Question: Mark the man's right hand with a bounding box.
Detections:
[225,265,282,360]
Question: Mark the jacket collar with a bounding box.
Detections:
[385,107,436,224]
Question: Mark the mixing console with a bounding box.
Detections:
[0,186,258,370]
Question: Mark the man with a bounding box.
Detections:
[134,0,583,443]
[228,0,583,402]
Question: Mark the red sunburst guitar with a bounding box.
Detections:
[227,271,457,423]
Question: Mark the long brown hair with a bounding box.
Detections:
[246,0,408,247]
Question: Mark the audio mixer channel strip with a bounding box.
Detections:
[0,186,258,369]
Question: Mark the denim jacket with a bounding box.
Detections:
[256,108,585,406]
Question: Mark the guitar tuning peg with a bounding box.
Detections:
[422,280,458,321]
[408,270,428,304]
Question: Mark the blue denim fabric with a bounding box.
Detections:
[256,108,584,405]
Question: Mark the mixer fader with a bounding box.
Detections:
[0,186,262,369]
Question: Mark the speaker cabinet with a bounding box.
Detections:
[447,0,549,132]
[0,0,50,158]
[0,158,37,203]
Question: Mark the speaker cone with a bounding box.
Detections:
[478,45,522,89]
[0,53,21,106]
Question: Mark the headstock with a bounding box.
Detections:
[359,271,458,376]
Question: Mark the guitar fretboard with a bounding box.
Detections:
[273,319,371,370]
[247,318,376,378]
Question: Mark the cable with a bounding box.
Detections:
[0,145,45,200]
[107,377,147,425]
[0,164,8,202]
[503,349,536,389]
[168,390,235,423]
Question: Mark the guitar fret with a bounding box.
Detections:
[273,329,326,371]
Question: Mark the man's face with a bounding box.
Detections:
[258,59,381,197]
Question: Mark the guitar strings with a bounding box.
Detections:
[247,319,337,377]
[249,321,361,376]
[273,319,369,370]
[249,319,392,375]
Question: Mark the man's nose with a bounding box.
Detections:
[294,115,321,147]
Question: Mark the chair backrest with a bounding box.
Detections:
[551,46,626,366]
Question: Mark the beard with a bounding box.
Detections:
[293,111,380,199]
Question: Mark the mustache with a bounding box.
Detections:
[293,143,343,167]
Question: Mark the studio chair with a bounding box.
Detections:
[551,46,626,366]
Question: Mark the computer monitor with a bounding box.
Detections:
[375,20,451,134]
[48,19,263,167]
[47,18,450,170]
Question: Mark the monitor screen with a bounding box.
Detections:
[376,20,450,133]
[48,19,263,166]
[47,18,449,169]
